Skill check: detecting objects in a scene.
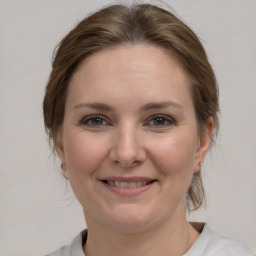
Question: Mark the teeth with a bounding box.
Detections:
[109,181,114,186]
[129,182,136,188]
[107,180,149,188]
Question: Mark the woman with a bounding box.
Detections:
[43,3,253,256]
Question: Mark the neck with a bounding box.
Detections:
[83,211,199,256]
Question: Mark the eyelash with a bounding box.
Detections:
[145,115,175,127]
[79,114,175,128]
[80,115,109,127]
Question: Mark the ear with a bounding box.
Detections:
[54,129,67,171]
[194,117,214,172]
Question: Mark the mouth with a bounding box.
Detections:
[99,177,157,196]
[102,180,156,188]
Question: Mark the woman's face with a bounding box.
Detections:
[57,45,212,233]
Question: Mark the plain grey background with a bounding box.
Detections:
[0,0,255,255]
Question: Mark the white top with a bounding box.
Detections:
[45,224,254,256]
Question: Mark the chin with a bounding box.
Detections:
[102,205,158,233]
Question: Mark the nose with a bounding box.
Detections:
[109,124,146,168]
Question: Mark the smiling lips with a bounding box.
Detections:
[104,180,154,188]
[101,178,156,195]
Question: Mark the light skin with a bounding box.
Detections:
[57,44,213,256]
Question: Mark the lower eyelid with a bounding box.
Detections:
[148,115,175,125]
[80,115,108,126]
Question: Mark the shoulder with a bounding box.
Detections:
[45,230,86,256]
[185,223,254,256]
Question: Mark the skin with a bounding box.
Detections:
[56,44,213,256]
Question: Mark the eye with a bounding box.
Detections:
[146,115,175,127]
[80,115,109,127]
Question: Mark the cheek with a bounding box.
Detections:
[61,132,110,206]
[150,133,197,181]
[62,132,108,177]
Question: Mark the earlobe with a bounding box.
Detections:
[195,117,214,171]
[195,162,203,173]
[56,141,67,172]
[61,162,67,171]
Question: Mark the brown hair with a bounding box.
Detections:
[43,3,219,211]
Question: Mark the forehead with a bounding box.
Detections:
[67,44,192,109]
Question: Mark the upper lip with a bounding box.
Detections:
[99,176,156,182]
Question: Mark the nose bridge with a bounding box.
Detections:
[109,121,145,167]
[119,123,138,153]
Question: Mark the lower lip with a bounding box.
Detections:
[101,182,155,196]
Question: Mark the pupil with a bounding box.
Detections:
[154,117,165,125]
[93,118,103,125]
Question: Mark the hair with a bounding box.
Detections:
[43,3,219,211]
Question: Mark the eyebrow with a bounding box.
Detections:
[141,101,183,111]
[73,101,183,112]
[74,103,113,111]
